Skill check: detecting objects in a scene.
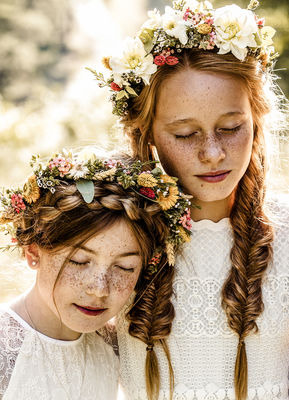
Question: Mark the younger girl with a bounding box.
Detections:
[0,148,192,399]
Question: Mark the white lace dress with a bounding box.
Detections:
[117,202,289,400]
[0,306,119,400]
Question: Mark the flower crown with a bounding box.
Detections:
[88,0,277,117]
[0,148,193,270]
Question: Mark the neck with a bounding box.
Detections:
[190,195,234,222]
[11,286,80,341]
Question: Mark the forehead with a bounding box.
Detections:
[155,69,251,123]
[80,219,141,255]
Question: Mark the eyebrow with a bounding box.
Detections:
[77,246,141,258]
[165,112,245,127]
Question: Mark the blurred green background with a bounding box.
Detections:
[0,0,288,302]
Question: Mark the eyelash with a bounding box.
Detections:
[115,265,135,273]
[175,125,242,139]
[68,260,89,266]
[69,260,135,273]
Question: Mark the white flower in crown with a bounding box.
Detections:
[68,163,90,180]
[142,9,162,30]
[183,0,213,13]
[214,4,258,61]
[162,6,189,45]
[109,37,157,85]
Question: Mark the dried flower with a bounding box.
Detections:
[137,173,158,187]
[157,185,179,210]
[197,23,213,34]
[23,175,41,204]
[102,56,112,70]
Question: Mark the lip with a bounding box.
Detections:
[195,170,231,183]
[74,304,107,316]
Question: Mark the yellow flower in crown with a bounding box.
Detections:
[197,23,213,34]
[157,185,179,210]
[160,174,177,185]
[23,175,41,204]
[137,172,158,187]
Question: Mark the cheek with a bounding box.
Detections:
[110,271,139,297]
[154,133,195,176]
[224,128,253,164]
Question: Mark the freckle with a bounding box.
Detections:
[201,184,204,187]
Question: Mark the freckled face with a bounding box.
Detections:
[36,219,142,338]
[152,69,254,203]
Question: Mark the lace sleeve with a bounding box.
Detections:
[0,310,25,398]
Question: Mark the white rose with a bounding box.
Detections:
[162,6,188,45]
[214,4,258,61]
[109,37,157,85]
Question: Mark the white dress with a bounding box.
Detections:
[0,305,119,400]
[117,201,289,400]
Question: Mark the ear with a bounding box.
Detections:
[24,243,41,270]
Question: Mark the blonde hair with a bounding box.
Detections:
[121,49,283,400]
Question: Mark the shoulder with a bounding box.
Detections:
[0,304,26,353]
[0,305,26,397]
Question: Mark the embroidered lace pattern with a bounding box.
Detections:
[0,307,119,400]
[117,201,289,400]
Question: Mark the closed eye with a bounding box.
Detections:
[114,265,135,273]
[175,132,197,139]
[217,125,242,133]
[68,259,90,266]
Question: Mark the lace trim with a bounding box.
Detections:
[190,218,231,232]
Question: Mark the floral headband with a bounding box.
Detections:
[0,148,193,270]
[88,0,277,116]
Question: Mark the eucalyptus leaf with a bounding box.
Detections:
[116,90,128,100]
[126,86,138,96]
[76,180,94,203]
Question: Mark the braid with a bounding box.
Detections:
[222,136,274,400]
[128,260,175,400]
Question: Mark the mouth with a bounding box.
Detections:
[74,304,108,317]
[195,170,231,183]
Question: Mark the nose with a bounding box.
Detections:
[198,133,225,164]
[85,272,109,298]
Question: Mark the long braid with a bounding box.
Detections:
[128,260,175,400]
[222,133,274,400]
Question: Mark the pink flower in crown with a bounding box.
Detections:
[183,8,191,21]
[179,209,193,230]
[104,159,124,169]
[154,49,179,67]
[166,56,179,66]
[139,187,156,199]
[49,157,72,177]
[110,82,121,91]
[256,17,265,27]
[11,193,26,214]
[205,17,214,25]
[154,55,166,66]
